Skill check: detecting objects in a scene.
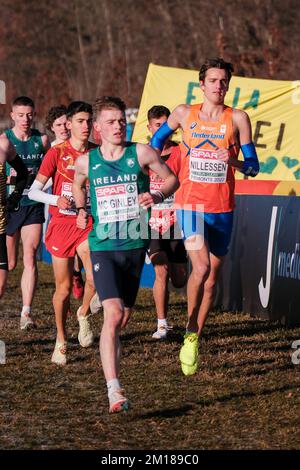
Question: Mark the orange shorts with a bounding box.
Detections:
[45,216,93,258]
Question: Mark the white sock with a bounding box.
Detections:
[21,306,31,317]
[157,318,168,328]
[107,379,121,396]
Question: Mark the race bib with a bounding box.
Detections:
[59,181,76,215]
[96,183,139,223]
[189,148,228,183]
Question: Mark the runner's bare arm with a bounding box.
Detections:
[41,134,51,152]
[72,154,89,210]
[72,154,89,229]
[137,143,179,209]
[0,132,12,157]
[0,136,17,183]
[168,104,189,130]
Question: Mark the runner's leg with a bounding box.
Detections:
[185,235,210,333]
[52,255,73,344]
[20,223,42,308]
[150,251,169,320]
[197,253,224,335]
[6,231,20,271]
[76,238,95,315]
[100,298,124,382]
[0,234,8,298]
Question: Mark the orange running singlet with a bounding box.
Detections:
[175,104,238,213]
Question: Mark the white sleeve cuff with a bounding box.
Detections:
[28,179,59,206]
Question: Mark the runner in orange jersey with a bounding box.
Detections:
[151,58,259,375]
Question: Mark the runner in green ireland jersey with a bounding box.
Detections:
[88,142,150,252]
[73,96,179,414]
[0,96,49,329]
[5,127,44,206]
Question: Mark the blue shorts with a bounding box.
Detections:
[176,210,233,257]
[6,203,45,236]
[90,248,146,307]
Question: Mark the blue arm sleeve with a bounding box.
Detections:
[150,121,175,151]
[240,143,260,177]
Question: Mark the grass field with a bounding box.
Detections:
[0,260,300,450]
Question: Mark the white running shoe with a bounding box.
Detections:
[89,293,102,315]
[51,341,67,366]
[152,325,172,340]
[20,313,36,331]
[77,307,94,347]
[109,389,130,414]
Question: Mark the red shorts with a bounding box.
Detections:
[45,216,93,258]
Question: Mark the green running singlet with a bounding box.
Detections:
[88,143,150,252]
[5,128,44,206]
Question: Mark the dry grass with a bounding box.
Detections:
[0,260,300,450]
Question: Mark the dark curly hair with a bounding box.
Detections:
[45,105,67,132]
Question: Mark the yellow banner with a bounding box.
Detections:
[132,63,300,181]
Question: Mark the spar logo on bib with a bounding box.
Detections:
[97,185,126,197]
[192,149,218,159]
[189,147,228,183]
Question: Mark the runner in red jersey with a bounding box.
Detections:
[151,58,259,375]
[29,101,98,365]
[45,105,85,300]
[147,106,187,340]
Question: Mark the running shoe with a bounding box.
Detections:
[109,389,130,414]
[51,341,67,366]
[20,313,36,330]
[89,292,102,314]
[77,307,94,347]
[179,332,199,373]
[181,361,198,376]
[72,274,84,300]
[152,324,173,340]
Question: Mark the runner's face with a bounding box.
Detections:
[94,109,126,145]
[51,114,69,141]
[11,105,34,133]
[67,112,92,141]
[147,116,168,136]
[200,68,229,104]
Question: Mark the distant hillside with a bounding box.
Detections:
[0,0,299,120]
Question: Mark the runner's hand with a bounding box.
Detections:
[76,208,88,229]
[6,190,21,211]
[216,148,230,163]
[57,196,72,210]
[139,192,156,209]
